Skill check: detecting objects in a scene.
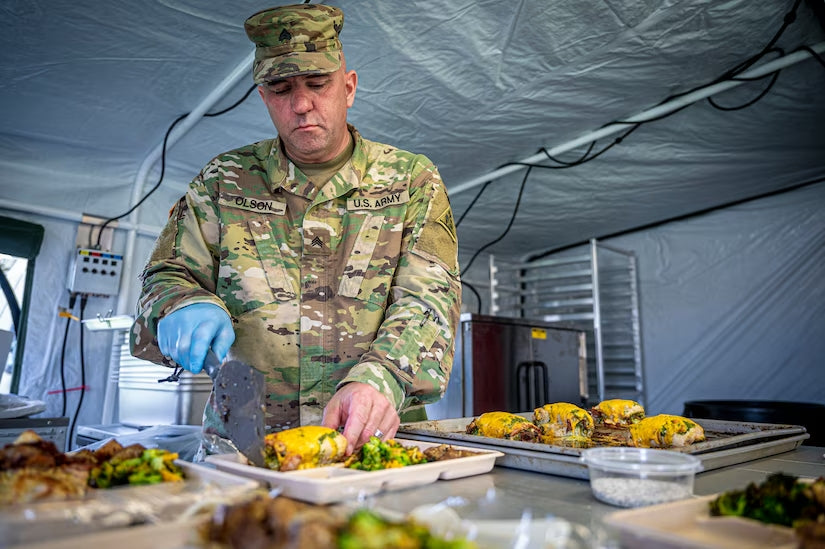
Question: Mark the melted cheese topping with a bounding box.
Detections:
[468,412,538,439]
[264,426,347,470]
[592,399,645,426]
[629,414,705,448]
[533,403,594,438]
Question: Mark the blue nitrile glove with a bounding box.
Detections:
[157,303,235,374]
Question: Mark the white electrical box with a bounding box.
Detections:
[67,248,124,296]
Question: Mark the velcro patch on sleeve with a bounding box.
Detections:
[151,198,185,260]
[414,187,459,273]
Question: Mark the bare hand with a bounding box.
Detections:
[322,382,400,455]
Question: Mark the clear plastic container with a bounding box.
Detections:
[580,447,703,508]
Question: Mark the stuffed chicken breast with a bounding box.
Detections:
[263,426,348,471]
[590,399,646,427]
[629,414,706,448]
[533,402,594,439]
[465,412,541,442]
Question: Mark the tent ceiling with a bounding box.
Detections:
[1,0,824,275]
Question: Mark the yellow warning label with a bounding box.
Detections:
[531,328,547,340]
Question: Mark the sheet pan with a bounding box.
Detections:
[396,417,809,479]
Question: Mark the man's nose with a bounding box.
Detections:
[291,87,312,113]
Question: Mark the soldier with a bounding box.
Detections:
[130,4,461,455]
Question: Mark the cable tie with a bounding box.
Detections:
[46,385,91,395]
[58,309,79,321]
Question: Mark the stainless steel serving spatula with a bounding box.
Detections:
[201,350,267,467]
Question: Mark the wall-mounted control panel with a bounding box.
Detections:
[67,248,124,296]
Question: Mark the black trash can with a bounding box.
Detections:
[683,399,825,447]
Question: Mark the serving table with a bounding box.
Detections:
[11,445,824,548]
[367,444,825,547]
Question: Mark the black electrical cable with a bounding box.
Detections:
[462,166,533,275]
[59,292,78,417]
[708,69,781,111]
[68,294,89,449]
[456,0,808,265]
[719,0,801,80]
[526,175,825,262]
[92,83,259,249]
[458,124,639,294]
[612,0,803,126]
[539,141,596,167]
[797,45,825,69]
[461,280,483,314]
[456,181,491,229]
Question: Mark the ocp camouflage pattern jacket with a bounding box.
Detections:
[130,126,461,435]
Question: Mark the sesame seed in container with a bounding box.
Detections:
[580,447,703,508]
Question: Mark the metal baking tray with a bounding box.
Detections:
[396,417,809,479]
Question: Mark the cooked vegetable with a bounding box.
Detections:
[339,508,477,549]
[346,437,427,471]
[88,448,183,488]
[709,473,825,527]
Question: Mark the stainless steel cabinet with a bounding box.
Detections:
[427,314,587,419]
[488,239,645,406]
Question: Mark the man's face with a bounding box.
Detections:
[258,66,357,164]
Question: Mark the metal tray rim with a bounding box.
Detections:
[397,416,808,457]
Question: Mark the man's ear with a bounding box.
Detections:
[345,70,358,108]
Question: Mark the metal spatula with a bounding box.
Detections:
[202,350,267,467]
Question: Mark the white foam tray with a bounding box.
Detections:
[206,439,503,504]
[603,494,799,549]
[0,460,261,547]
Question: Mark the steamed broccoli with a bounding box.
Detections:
[709,473,825,528]
[346,437,427,471]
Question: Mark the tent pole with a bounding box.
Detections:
[450,42,825,198]
[0,198,162,238]
[103,51,255,425]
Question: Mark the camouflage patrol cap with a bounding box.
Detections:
[244,4,344,84]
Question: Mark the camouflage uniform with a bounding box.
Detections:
[130,125,461,436]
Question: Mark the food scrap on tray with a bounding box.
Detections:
[464,399,707,448]
[200,493,478,549]
[0,430,183,505]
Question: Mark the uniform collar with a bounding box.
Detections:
[265,124,365,202]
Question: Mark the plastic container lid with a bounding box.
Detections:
[580,447,703,474]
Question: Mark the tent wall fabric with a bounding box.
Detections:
[523,183,824,415]
[0,1,823,441]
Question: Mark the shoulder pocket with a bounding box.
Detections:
[338,213,401,308]
[386,308,441,381]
